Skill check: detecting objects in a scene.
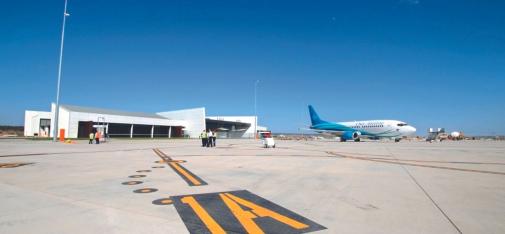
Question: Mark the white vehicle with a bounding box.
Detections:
[259,131,275,148]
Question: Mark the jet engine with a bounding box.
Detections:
[341,131,361,142]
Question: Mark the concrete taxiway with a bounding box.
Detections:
[0,139,504,233]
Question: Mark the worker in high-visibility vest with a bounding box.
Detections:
[95,131,101,144]
[200,130,208,147]
[89,132,94,144]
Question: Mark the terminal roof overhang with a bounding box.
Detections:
[57,104,187,127]
[61,104,168,119]
[205,118,251,131]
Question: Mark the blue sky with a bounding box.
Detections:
[1,1,504,135]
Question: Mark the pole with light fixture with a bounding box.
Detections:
[53,0,70,141]
[254,80,259,139]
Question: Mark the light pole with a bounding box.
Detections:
[53,0,70,141]
[254,80,259,139]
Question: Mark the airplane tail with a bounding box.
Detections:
[308,105,326,126]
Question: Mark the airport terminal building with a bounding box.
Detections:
[24,103,266,139]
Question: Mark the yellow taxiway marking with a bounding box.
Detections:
[181,196,226,234]
[220,193,309,233]
[153,148,172,160]
[169,162,202,186]
[171,190,325,233]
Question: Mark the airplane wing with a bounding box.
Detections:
[299,127,345,136]
[300,127,386,140]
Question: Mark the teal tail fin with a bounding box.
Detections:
[308,105,325,126]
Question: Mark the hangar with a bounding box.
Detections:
[24,103,266,139]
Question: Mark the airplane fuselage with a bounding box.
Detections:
[310,120,416,138]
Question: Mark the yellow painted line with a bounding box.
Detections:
[222,193,309,230]
[155,149,165,158]
[153,148,164,157]
[169,162,202,186]
[153,148,172,161]
[181,196,226,234]
[152,148,162,157]
[153,149,168,161]
[220,193,264,234]
[155,148,166,157]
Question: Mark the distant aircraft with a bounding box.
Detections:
[308,105,416,142]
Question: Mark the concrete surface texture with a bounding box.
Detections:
[0,139,504,233]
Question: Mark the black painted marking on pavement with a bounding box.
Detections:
[152,198,174,205]
[122,181,143,185]
[133,188,158,193]
[170,190,326,234]
[136,170,151,173]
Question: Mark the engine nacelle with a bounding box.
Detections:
[341,131,361,141]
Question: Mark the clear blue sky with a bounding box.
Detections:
[1,1,504,135]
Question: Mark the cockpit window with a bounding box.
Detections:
[397,123,408,126]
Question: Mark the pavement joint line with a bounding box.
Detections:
[153,148,208,186]
[0,144,199,158]
[156,153,505,166]
[327,151,505,165]
[385,147,463,234]
[0,147,161,158]
[326,151,505,176]
[0,182,171,221]
[0,162,34,168]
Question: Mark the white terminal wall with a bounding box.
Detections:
[157,108,205,138]
[24,110,52,137]
[28,104,187,138]
[24,105,265,139]
[50,103,70,138]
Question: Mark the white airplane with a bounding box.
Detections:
[308,105,416,142]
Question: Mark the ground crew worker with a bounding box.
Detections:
[95,130,101,144]
[89,132,94,144]
[211,130,217,147]
[200,130,208,147]
[207,130,213,147]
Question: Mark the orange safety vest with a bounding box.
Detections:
[95,132,101,138]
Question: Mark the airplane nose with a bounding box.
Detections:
[410,126,416,135]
